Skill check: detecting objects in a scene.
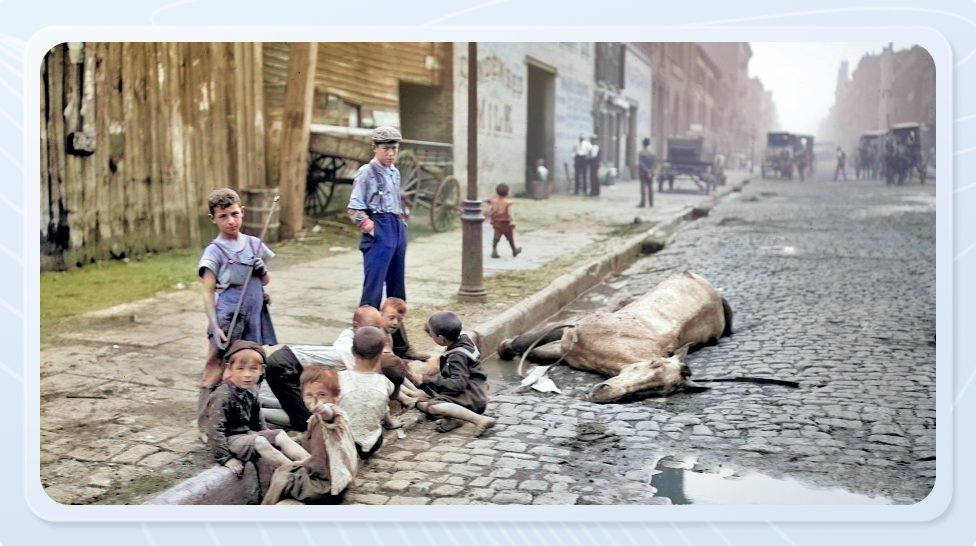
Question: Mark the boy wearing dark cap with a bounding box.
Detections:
[347,126,409,310]
[415,311,496,435]
[200,341,310,478]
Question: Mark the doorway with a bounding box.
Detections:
[525,61,555,195]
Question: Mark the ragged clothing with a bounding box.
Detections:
[337,369,395,452]
[201,382,268,465]
[420,334,489,414]
[198,233,277,345]
[261,410,359,505]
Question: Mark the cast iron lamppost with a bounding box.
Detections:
[458,41,487,302]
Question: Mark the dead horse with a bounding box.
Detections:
[497,270,733,403]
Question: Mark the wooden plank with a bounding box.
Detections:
[122,42,144,245]
[251,42,267,188]
[146,42,164,241]
[277,42,318,239]
[181,42,202,246]
[45,46,66,244]
[230,42,246,190]
[40,54,50,240]
[103,42,125,245]
[208,42,231,192]
[159,42,186,247]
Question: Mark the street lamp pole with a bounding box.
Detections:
[458,41,487,303]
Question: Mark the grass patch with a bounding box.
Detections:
[715,216,746,226]
[40,214,364,345]
[41,248,201,339]
[740,195,760,202]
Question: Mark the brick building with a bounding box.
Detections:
[820,44,936,151]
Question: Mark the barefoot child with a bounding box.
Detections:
[201,342,309,478]
[484,184,522,259]
[339,327,400,460]
[198,189,277,419]
[416,311,496,435]
[262,366,359,505]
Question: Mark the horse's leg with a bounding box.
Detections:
[497,323,568,360]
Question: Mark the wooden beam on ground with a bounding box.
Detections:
[277,42,317,239]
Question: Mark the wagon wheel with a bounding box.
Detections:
[431,175,461,232]
[305,154,346,217]
[397,150,421,214]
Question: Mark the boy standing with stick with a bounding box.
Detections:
[197,189,278,430]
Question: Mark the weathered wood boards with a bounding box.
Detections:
[39,42,268,265]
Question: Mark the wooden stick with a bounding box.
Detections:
[224,195,280,348]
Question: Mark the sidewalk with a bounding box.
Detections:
[39,171,750,505]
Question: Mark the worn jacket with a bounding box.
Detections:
[202,382,267,464]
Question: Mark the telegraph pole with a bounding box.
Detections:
[458,41,488,303]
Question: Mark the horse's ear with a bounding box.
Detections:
[672,343,692,360]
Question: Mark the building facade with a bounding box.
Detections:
[820,44,936,151]
[452,42,652,197]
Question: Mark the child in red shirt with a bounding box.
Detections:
[484,184,522,259]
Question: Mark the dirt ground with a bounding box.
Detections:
[39,176,725,504]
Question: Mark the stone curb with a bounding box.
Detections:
[142,179,746,505]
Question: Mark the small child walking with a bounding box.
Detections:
[484,184,522,259]
[416,311,496,436]
[200,342,310,479]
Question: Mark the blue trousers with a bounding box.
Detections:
[359,213,407,309]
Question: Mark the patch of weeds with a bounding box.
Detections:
[715,216,746,226]
[759,191,778,197]
[740,195,760,202]
[40,213,364,346]
[93,473,179,506]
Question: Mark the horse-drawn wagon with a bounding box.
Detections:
[304,125,460,231]
[657,136,718,194]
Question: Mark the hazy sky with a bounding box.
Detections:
[748,42,915,136]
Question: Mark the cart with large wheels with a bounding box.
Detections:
[657,136,715,194]
[304,125,460,232]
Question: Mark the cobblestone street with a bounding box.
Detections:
[342,174,936,505]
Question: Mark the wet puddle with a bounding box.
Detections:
[650,460,892,505]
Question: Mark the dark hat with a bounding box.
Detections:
[223,340,267,363]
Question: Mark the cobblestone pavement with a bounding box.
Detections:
[342,175,936,505]
[40,173,733,505]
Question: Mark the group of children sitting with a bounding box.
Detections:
[196,188,496,505]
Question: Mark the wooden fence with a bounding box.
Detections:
[40,42,267,265]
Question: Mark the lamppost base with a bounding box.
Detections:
[457,199,487,303]
[457,288,488,303]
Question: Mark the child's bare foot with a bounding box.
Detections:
[474,416,497,437]
[435,418,463,433]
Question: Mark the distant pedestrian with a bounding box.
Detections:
[637,137,656,208]
[573,134,592,195]
[484,184,522,259]
[347,126,408,309]
[535,158,549,182]
[834,146,848,181]
[588,134,602,196]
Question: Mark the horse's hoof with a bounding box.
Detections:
[497,339,517,360]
